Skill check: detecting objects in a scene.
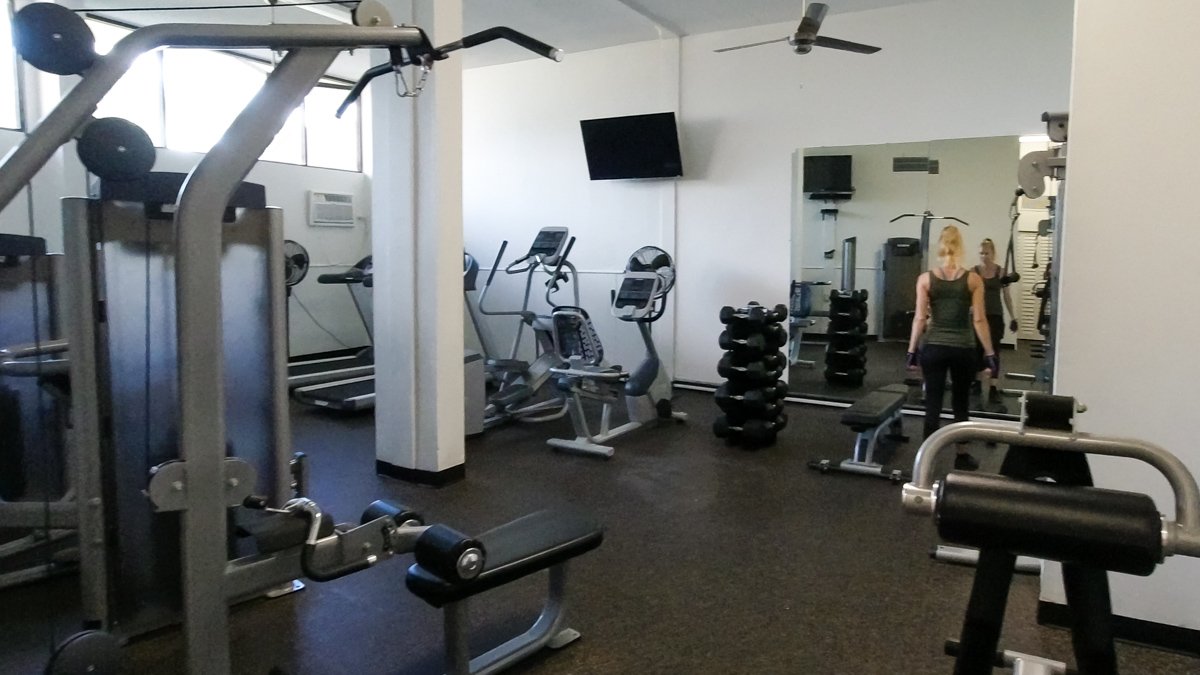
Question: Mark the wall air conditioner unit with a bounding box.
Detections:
[308,191,356,227]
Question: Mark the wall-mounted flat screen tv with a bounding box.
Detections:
[803,155,853,193]
[580,112,683,180]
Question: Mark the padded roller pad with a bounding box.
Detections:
[936,472,1163,576]
[841,387,906,430]
[406,509,603,607]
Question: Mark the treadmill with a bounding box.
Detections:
[292,257,377,411]
[286,256,375,389]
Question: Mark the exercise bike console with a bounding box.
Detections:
[611,272,661,321]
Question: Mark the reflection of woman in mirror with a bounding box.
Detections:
[973,238,1017,411]
[905,225,996,470]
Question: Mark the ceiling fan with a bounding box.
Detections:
[715,2,881,55]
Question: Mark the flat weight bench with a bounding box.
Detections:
[808,383,909,482]
[406,509,604,675]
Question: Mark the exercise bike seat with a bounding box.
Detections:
[406,509,604,607]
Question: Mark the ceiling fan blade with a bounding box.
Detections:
[798,2,828,35]
[813,35,881,54]
[713,36,789,53]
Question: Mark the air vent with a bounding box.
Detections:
[892,157,939,174]
[308,191,356,227]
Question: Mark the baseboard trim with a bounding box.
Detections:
[1037,600,1200,658]
[375,461,465,488]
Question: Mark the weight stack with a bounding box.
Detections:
[824,289,868,388]
[714,302,790,449]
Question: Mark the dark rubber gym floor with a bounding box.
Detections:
[4,392,1198,674]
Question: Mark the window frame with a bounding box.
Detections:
[84,14,363,173]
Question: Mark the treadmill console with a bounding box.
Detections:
[527,227,570,264]
[612,272,661,320]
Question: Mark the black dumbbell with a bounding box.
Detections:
[717,358,783,383]
[720,351,784,371]
[826,343,867,358]
[824,368,866,386]
[718,330,767,354]
[714,382,786,413]
[713,414,789,447]
[720,302,788,326]
[720,304,767,327]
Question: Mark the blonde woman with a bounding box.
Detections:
[974,238,1017,407]
[905,225,997,470]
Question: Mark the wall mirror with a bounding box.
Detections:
[788,136,1057,417]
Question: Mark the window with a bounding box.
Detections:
[0,6,21,129]
[89,19,164,145]
[304,86,360,171]
[82,17,361,171]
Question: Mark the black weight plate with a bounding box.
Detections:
[77,118,156,181]
[14,4,96,76]
[46,630,120,675]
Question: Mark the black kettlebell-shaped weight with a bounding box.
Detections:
[14,3,97,76]
[77,117,157,181]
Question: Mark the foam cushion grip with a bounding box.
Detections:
[841,387,906,429]
[936,473,1163,576]
[406,509,603,607]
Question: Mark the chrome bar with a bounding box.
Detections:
[173,48,340,675]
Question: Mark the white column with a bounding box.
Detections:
[369,0,465,483]
[1051,0,1200,632]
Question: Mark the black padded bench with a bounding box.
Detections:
[407,509,604,675]
[808,383,909,481]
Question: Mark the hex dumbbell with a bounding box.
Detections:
[718,330,767,354]
[713,414,789,446]
[717,356,784,383]
[714,381,788,413]
[719,302,789,326]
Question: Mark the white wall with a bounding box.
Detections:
[462,37,681,377]
[673,0,1071,382]
[1048,0,1200,630]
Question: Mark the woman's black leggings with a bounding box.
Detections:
[921,343,976,440]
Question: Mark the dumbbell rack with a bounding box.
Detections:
[824,289,868,387]
[714,302,789,449]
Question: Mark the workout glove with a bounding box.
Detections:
[985,354,1000,378]
[1009,320,1018,333]
[905,350,920,369]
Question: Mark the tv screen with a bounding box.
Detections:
[580,112,683,180]
[803,155,853,193]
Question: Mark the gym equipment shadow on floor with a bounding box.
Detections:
[3,392,1196,674]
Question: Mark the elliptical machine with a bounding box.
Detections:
[547,247,687,458]
[471,227,577,427]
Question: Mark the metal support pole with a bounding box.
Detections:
[840,236,857,290]
[173,48,340,675]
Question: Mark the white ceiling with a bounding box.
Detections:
[69,0,933,72]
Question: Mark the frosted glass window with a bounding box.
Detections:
[163,50,267,154]
[304,87,360,171]
[87,20,164,146]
